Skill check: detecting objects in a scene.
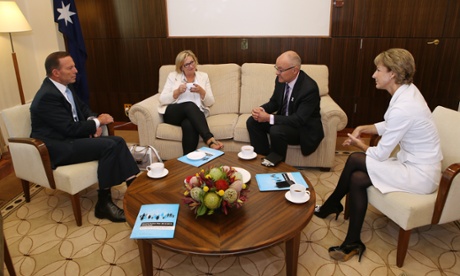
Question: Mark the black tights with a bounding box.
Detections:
[322,152,372,245]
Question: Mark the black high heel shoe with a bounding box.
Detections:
[314,203,344,220]
[328,241,366,262]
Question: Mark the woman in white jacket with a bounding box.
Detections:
[315,48,442,262]
[158,50,223,154]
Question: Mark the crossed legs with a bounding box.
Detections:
[164,102,222,154]
[321,152,372,244]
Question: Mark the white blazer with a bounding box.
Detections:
[158,71,215,116]
[366,84,443,194]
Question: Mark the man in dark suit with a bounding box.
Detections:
[30,51,140,222]
[246,50,324,161]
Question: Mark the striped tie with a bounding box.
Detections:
[281,84,290,116]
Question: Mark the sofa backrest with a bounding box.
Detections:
[158,64,241,116]
[240,63,329,114]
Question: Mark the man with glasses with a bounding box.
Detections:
[246,50,324,162]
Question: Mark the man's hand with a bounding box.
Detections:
[97,113,114,125]
[251,107,270,122]
[93,127,103,138]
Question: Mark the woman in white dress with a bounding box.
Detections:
[314,48,442,262]
[158,50,223,154]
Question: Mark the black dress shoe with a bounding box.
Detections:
[314,203,344,220]
[95,200,126,222]
[329,241,366,262]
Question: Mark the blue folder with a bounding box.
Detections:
[177,147,224,167]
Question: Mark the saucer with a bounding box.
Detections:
[186,151,206,160]
[147,169,169,179]
[238,151,257,160]
[285,191,310,204]
[233,167,251,183]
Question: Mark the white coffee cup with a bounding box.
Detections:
[186,83,194,90]
[290,184,310,200]
[241,145,254,157]
[146,162,164,176]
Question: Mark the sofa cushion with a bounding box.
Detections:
[156,113,239,142]
[239,63,329,114]
[234,113,251,143]
[158,64,241,116]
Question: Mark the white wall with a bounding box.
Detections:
[0,0,64,151]
[0,0,64,110]
[167,0,331,37]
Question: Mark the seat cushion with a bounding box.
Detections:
[53,161,99,195]
[233,114,251,143]
[367,186,437,230]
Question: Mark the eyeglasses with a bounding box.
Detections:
[183,60,195,68]
[274,65,295,73]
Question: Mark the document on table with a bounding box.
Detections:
[177,147,224,167]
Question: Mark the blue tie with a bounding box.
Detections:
[281,84,290,115]
[65,88,79,122]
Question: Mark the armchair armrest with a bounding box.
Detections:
[320,95,348,132]
[129,93,162,146]
[432,162,460,224]
[8,137,56,189]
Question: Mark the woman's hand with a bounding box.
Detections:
[173,83,187,99]
[344,133,369,151]
[343,125,376,151]
[343,127,362,146]
[190,84,206,99]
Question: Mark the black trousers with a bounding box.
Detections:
[163,102,214,154]
[55,135,140,190]
[246,116,299,159]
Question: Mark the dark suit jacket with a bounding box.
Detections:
[261,70,324,155]
[30,78,98,167]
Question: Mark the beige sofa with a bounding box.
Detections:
[129,63,347,170]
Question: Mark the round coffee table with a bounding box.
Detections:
[124,152,315,275]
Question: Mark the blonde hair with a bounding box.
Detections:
[374,48,415,85]
[175,50,199,73]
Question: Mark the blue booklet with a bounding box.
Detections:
[130,204,179,239]
[177,147,224,167]
[255,172,308,191]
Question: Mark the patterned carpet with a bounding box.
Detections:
[2,155,460,276]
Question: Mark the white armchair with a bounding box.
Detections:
[1,103,101,226]
[344,106,460,267]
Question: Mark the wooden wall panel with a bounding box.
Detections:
[77,0,167,38]
[443,0,460,37]
[361,0,448,37]
[76,0,459,126]
[327,38,362,125]
[330,0,363,37]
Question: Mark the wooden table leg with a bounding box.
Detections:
[137,239,153,276]
[4,239,16,276]
[285,233,300,276]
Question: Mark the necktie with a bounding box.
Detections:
[65,88,79,122]
[281,84,290,115]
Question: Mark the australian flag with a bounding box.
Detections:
[53,0,89,104]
